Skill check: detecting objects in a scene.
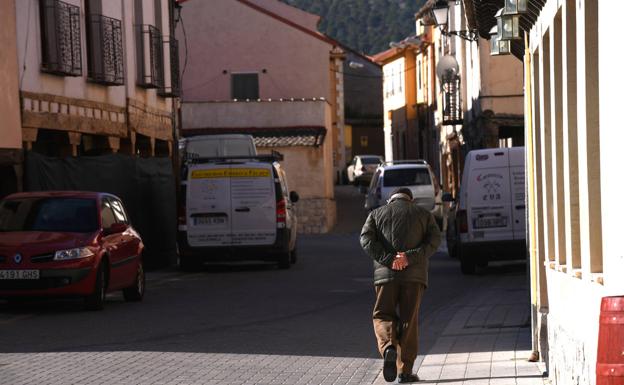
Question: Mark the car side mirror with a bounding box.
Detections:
[289,191,300,203]
[104,222,128,235]
[442,192,454,202]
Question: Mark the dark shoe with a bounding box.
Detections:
[382,346,397,382]
[398,373,420,383]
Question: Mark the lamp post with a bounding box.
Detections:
[432,0,449,28]
[490,10,511,56]
[499,0,526,40]
[430,0,478,42]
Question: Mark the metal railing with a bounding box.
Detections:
[381,159,429,166]
[442,76,462,125]
[158,37,180,97]
[87,14,124,85]
[136,24,164,88]
[40,0,82,76]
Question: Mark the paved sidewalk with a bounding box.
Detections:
[373,274,548,385]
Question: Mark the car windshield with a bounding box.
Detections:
[361,157,382,165]
[383,168,432,187]
[0,197,98,233]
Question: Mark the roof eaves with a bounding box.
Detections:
[236,0,339,47]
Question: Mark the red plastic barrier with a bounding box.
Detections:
[597,296,624,385]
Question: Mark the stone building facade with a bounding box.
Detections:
[2,0,180,189]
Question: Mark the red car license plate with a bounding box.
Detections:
[0,270,40,280]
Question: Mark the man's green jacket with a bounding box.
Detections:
[360,197,441,286]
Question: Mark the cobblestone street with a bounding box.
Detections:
[0,187,546,384]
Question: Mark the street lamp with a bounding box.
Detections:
[504,0,527,14]
[430,0,478,42]
[497,0,526,40]
[489,25,510,56]
[432,0,449,28]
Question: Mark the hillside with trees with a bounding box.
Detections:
[280,0,427,55]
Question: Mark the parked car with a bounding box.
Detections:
[177,153,299,270]
[364,160,444,227]
[0,191,145,310]
[446,147,526,274]
[347,155,384,186]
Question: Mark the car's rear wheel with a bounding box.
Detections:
[84,263,106,311]
[290,247,298,264]
[123,261,145,302]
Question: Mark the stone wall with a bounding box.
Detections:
[295,197,336,234]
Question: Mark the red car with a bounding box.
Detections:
[0,191,145,310]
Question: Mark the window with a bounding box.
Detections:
[231,73,259,100]
[39,0,82,76]
[101,199,116,229]
[0,198,97,233]
[417,60,422,90]
[383,168,432,187]
[136,24,164,88]
[110,199,129,224]
[86,0,124,85]
[135,0,163,88]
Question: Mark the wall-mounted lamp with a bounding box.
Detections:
[497,0,527,41]
[173,1,183,25]
[489,25,510,56]
[431,0,478,42]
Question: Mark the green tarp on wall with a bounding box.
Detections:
[25,152,177,269]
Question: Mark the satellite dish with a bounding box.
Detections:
[436,55,459,81]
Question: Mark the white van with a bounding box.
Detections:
[177,154,299,270]
[446,147,526,274]
[180,134,257,159]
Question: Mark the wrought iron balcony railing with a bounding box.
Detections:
[87,14,124,85]
[158,38,180,97]
[39,0,82,76]
[442,77,462,125]
[136,24,164,89]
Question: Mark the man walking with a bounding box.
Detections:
[360,187,441,383]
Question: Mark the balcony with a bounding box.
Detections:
[442,77,462,125]
[87,14,124,85]
[136,24,164,89]
[158,38,180,97]
[39,0,82,76]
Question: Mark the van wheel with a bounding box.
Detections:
[290,248,298,264]
[179,255,202,272]
[278,252,291,269]
[458,246,476,275]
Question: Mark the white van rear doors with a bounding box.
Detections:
[186,164,233,247]
[186,162,277,247]
[467,150,514,242]
[229,163,277,246]
[508,147,526,240]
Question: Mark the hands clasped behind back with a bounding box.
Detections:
[392,252,409,271]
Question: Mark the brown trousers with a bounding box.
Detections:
[373,281,425,375]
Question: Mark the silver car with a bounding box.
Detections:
[364,160,444,227]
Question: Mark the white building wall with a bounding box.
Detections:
[599,0,624,295]
[528,0,624,384]
[382,57,406,161]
